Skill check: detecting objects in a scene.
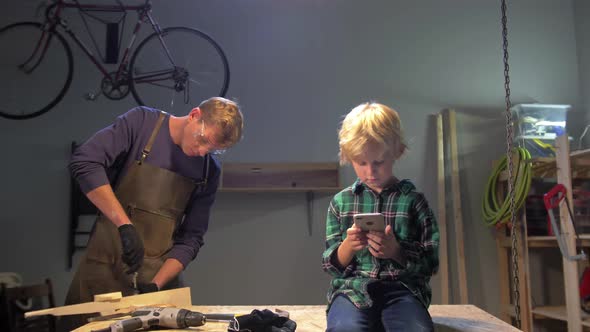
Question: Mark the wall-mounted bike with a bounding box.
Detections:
[0,0,230,119]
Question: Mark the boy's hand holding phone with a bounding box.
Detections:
[335,224,368,268]
[353,213,405,263]
[366,225,405,264]
[345,225,368,252]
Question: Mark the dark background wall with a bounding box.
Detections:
[0,0,586,319]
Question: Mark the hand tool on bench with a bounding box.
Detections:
[91,306,236,332]
[544,184,590,313]
[543,183,587,261]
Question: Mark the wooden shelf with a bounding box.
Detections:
[497,234,590,248]
[499,147,590,180]
[219,162,341,192]
[528,235,590,248]
[532,306,590,327]
[505,305,590,327]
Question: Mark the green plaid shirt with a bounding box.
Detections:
[322,178,439,310]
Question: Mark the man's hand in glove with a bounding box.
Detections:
[137,282,159,294]
[118,224,144,273]
[231,309,297,332]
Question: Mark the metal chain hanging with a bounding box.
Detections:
[501,0,521,328]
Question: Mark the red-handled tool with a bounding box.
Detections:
[544,184,590,313]
[543,184,587,261]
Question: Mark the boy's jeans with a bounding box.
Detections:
[327,281,434,332]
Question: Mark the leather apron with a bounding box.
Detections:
[65,112,197,305]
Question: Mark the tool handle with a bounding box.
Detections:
[544,183,567,210]
[111,317,143,332]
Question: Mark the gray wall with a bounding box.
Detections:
[0,0,583,319]
[576,0,590,130]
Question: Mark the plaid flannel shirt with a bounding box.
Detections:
[322,179,439,310]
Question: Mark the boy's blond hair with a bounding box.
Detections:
[338,102,407,165]
[199,97,244,148]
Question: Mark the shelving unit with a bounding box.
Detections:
[495,135,590,332]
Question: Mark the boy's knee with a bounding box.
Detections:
[406,320,434,332]
[327,321,367,332]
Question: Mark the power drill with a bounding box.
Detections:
[94,307,235,332]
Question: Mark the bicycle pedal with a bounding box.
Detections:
[84,92,100,101]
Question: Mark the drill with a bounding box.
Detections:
[94,307,235,332]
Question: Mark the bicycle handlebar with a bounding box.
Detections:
[47,0,152,11]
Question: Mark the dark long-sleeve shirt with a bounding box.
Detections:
[322,179,439,310]
[70,107,220,267]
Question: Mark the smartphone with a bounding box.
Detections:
[353,213,386,232]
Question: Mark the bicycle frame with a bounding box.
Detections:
[1,0,229,119]
[40,0,174,83]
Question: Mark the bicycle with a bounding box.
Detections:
[0,0,230,120]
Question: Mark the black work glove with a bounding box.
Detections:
[137,282,159,294]
[231,309,297,332]
[118,224,144,273]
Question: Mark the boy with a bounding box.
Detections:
[322,102,439,332]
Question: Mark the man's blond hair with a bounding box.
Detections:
[338,102,407,165]
[199,97,244,148]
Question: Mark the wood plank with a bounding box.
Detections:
[220,162,340,191]
[222,162,339,171]
[25,288,191,318]
[74,304,521,332]
[436,113,450,304]
[430,305,521,332]
[496,241,512,323]
[517,211,533,332]
[444,109,468,304]
[495,178,511,324]
[555,134,583,332]
[219,187,340,193]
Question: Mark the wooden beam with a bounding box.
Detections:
[496,241,511,323]
[75,305,521,332]
[555,134,582,332]
[436,113,450,304]
[517,211,533,332]
[444,109,468,304]
[25,287,191,318]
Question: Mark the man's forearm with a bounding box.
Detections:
[152,258,184,289]
[86,184,131,227]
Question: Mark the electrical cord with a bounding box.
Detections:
[482,147,532,225]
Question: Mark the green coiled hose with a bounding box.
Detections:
[482,147,532,225]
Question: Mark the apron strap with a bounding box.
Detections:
[140,111,167,164]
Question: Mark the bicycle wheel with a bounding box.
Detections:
[129,27,229,115]
[0,22,73,120]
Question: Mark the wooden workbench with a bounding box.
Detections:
[76,304,521,332]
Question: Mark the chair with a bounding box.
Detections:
[0,278,56,332]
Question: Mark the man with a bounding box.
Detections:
[62,97,243,328]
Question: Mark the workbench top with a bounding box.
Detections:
[75,304,521,332]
